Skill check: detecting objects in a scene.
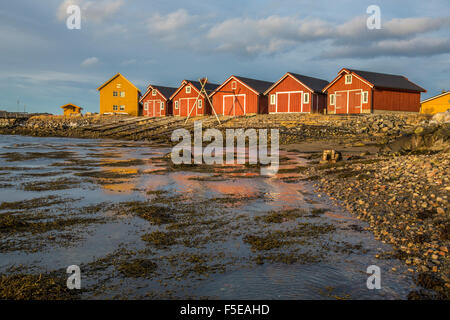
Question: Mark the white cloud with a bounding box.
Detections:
[147,9,200,43]
[81,57,99,67]
[57,0,124,24]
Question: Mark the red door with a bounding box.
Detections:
[277,93,289,112]
[180,99,188,117]
[335,92,347,114]
[224,96,234,115]
[235,95,245,116]
[290,92,302,112]
[348,91,361,114]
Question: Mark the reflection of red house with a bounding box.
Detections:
[140,85,177,117]
[209,75,273,116]
[264,72,328,114]
[323,68,426,114]
[170,80,219,117]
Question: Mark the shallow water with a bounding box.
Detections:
[0,135,417,299]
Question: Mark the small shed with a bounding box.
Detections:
[170,80,219,117]
[420,91,450,114]
[140,85,177,117]
[264,72,328,113]
[209,75,273,116]
[323,68,426,114]
[61,104,82,116]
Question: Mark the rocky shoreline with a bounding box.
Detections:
[295,124,449,299]
[1,112,449,299]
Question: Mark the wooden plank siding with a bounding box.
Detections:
[210,76,269,116]
[140,88,170,117]
[171,81,210,117]
[373,89,421,113]
[266,74,326,113]
[325,74,372,114]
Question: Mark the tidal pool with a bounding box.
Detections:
[0,135,417,299]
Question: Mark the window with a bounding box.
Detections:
[113,91,118,97]
[303,93,310,104]
[175,101,179,109]
[231,81,237,90]
[330,94,336,105]
[120,92,125,97]
[362,91,369,103]
[120,105,125,111]
[152,89,157,96]
[160,102,164,110]
[113,105,118,111]
[270,94,276,105]
[345,75,352,84]
[116,84,121,89]
[186,86,191,94]
[144,103,148,111]
[198,99,202,108]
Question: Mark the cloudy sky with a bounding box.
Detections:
[1,0,449,114]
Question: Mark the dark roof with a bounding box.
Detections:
[347,69,426,92]
[152,85,178,99]
[288,72,329,93]
[234,76,273,94]
[187,80,220,93]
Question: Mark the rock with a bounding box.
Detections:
[320,150,342,164]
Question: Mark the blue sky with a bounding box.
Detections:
[0,0,449,114]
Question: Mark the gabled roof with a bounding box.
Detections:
[169,80,220,100]
[97,73,141,92]
[60,103,82,110]
[234,76,273,94]
[188,80,220,93]
[421,91,449,104]
[140,84,178,102]
[264,72,329,94]
[323,68,426,93]
[210,75,273,97]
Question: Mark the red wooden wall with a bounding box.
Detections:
[141,88,170,117]
[373,89,421,112]
[325,74,372,114]
[172,82,209,117]
[267,75,326,113]
[211,78,261,116]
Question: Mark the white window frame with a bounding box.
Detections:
[186,86,191,94]
[198,99,202,109]
[270,94,276,105]
[160,102,164,110]
[330,94,336,105]
[144,103,148,111]
[345,75,352,84]
[362,91,369,104]
[231,81,237,90]
[120,105,125,111]
[175,101,179,109]
[303,92,310,104]
[152,89,157,96]
[120,92,125,97]
[116,84,121,89]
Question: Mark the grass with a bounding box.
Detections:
[21,178,81,191]
[0,274,78,300]
[116,259,157,278]
[141,231,178,247]
[117,201,176,225]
